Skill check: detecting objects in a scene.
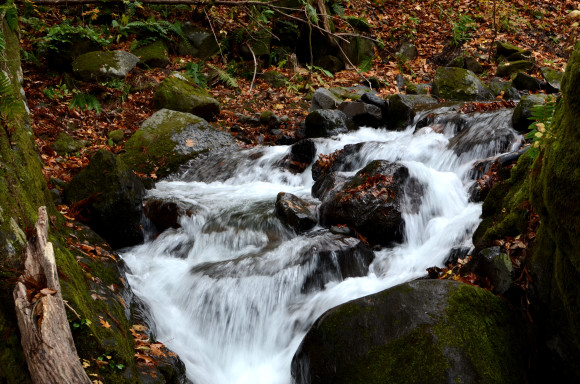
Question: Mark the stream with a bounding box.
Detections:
[121,106,521,384]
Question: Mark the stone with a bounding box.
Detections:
[180,23,220,59]
[386,94,438,130]
[289,139,316,167]
[432,67,494,101]
[259,71,287,88]
[361,92,388,112]
[540,67,564,91]
[310,88,341,111]
[318,160,423,246]
[44,35,102,73]
[448,117,518,156]
[329,85,374,101]
[72,50,140,82]
[338,101,382,128]
[475,246,513,294]
[512,72,546,92]
[132,40,170,68]
[405,82,432,95]
[315,55,345,74]
[496,60,534,77]
[107,129,125,144]
[397,41,418,61]
[143,199,184,233]
[464,55,483,74]
[340,35,375,66]
[63,150,146,249]
[153,73,220,121]
[259,110,281,129]
[275,192,317,233]
[489,78,520,100]
[122,109,234,178]
[494,41,528,59]
[50,132,88,155]
[511,94,547,133]
[304,109,351,138]
[292,279,529,384]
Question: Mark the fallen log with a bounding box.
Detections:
[13,206,91,384]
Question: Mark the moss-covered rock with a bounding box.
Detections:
[340,35,374,66]
[489,79,520,100]
[540,67,564,91]
[511,94,547,133]
[528,40,580,381]
[132,40,170,68]
[512,72,545,92]
[179,22,220,59]
[494,41,529,61]
[108,129,125,144]
[50,132,88,155]
[72,51,140,82]
[291,279,529,384]
[122,109,234,178]
[259,70,287,88]
[153,73,220,121]
[386,94,437,130]
[496,60,534,77]
[432,67,494,101]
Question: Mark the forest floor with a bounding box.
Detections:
[18,0,576,188]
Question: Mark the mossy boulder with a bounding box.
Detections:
[304,109,351,138]
[496,60,534,77]
[329,85,373,101]
[259,70,287,88]
[153,73,220,121]
[528,40,580,381]
[50,132,88,155]
[386,94,437,130]
[432,67,494,101]
[132,40,170,68]
[63,150,145,249]
[494,41,529,61]
[489,79,520,100]
[397,41,418,61]
[122,109,235,178]
[511,94,547,133]
[72,50,140,81]
[108,129,125,144]
[540,67,564,91]
[292,279,529,384]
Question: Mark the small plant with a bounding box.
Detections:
[72,317,92,330]
[40,22,110,53]
[96,354,125,373]
[526,96,556,152]
[451,14,475,46]
[208,63,238,88]
[43,84,71,100]
[69,92,102,114]
[185,62,207,88]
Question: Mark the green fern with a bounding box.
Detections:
[358,55,373,73]
[69,93,101,114]
[526,96,557,150]
[185,62,207,88]
[0,30,5,51]
[207,64,238,89]
[305,4,319,25]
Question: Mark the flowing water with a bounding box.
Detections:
[121,107,521,384]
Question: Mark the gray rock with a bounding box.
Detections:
[496,60,534,77]
[304,109,351,138]
[511,94,547,133]
[275,192,317,233]
[490,79,521,100]
[338,101,382,128]
[386,94,437,130]
[180,23,220,59]
[432,67,494,101]
[64,150,146,249]
[310,88,341,111]
[361,92,387,111]
[397,41,418,61]
[72,50,140,81]
[464,55,483,74]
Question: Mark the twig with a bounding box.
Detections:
[246,42,258,92]
[63,300,82,320]
[203,8,226,65]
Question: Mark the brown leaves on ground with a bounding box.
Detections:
[131,324,176,367]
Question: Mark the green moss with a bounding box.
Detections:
[433,67,494,101]
[153,74,220,120]
[132,40,170,68]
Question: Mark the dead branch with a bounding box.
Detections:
[246,42,258,92]
[13,207,91,384]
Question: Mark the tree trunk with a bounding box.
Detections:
[13,207,91,384]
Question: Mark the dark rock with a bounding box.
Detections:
[315,55,345,74]
[386,94,438,130]
[448,116,518,157]
[511,94,547,133]
[312,172,350,202]
[50,188,61,205]
[259,71,288,88]
[496,60,534,77]
[365,76,384,89]
[512,72,544,92]
[495,41,528,59]
[464,55,483,74]
[64,150,146,249]
[259,110,281,129]
[275,135,295,145]
[472,246,513,294]
[180,23,220,59]
[72,51,140,82]
[275,192,317,233]
[444,246,470,265]
[397,41,418,61]
[432,67,494,101]
[44,36,102,73]
[153,73,220,121]
[292,279,529,384]
[338,101,382,128]
[489,78,521,100]
[504,51,532,62]
[300,233,375,293]
[304,109,351,138]
[143,200,184,233]
[290,139,316,166]
[361,92,387,112]
[311,143,367,182]
[310,88,341,111]
[318,160,423,246]
[340,35,374,66]
[395,74,405,91]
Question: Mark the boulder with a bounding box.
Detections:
[315,55,345,74]
[318,160,423,246]
[153,73,220,121]
[494,41,529,60]
[397,41,418,61]
[329,85,373,101]
[464,55,483,74]
[311,143,367,182]
[275,192,317,233]
[107,129,125,144]
[299,232,375,293]
[495,60,534,77]
[50,132,88,155]
[360,92,387,112]
[304,109,351,138]
[338,101,382,128]
[72,50,140,82]
[511,72,544,92]
[340,35,374,66]
[405,82,431,95]
[432,67,494,101]
[132,40,170,68]
[511,94,547,133]
[259,110,281,129]
[292,279,529,384]
[312,171,350,202]
[489,79,520,100]
[540,67,564,92]
[179,23,220,59]
[143,199,185,233]
[63,150,145,249]
[44,35,102,73]
[310,88,341,111]
[283,139,317,173]
[386,94,437,130]
[448,117,518,157]
[122,109,235,178]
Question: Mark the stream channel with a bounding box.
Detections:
[121,105,522,384]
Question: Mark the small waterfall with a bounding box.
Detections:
[122,106,521,384]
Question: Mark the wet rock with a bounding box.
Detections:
[338,101,382,128]
[132,40,170,68]
[312,172,350,202]
[50,132,88,155]
[292,279,529,384]
[386,94,438,130]
[318,160,423,246]
[511,94,547,133]
[444,246,471,265]
[275,192,317,233]
[304,109,351,138]
[311,143,367,182]
[122,109,234,178]
[153,73,220,121]
[143,200,184,233]
[361,92,388,112]
[495,60,534,77]
[64,150,146,249]
[300,233,375,293]
[512,72,545,92]
[432,67,494,101]
[282,139,316,173]
[489,78,520,100]
[310,88,341,111]
[72,50,140,81]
